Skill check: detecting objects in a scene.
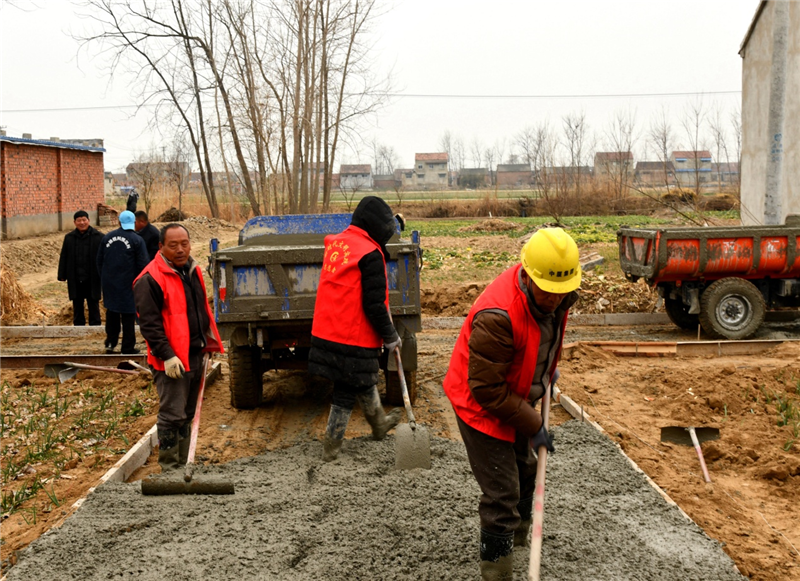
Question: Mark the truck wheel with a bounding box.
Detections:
[229,345,263,409]
[664,297,699,329]
[699,278,765,340]
[384,369,417,407]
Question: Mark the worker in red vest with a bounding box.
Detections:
[133,224,224,471]
[443,228,581,581]
[309,196,403,461]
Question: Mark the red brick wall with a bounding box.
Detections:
[0,142,104,220]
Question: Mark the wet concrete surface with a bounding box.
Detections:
[6,422,743,581]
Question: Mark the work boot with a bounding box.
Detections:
[356,385,402,440]
[322,405,352,462]
[177,422,192,466]
[514,496,533,547]
[157,429,180,472]
[479,529,514,581]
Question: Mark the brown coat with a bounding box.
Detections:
[467,276,578,437]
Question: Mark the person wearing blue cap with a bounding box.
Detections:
[97,210,149,354]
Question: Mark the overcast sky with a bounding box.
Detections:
[0,0,760,173]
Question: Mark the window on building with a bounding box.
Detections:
[405,173,413,179]
[417,164,423,170]
[438,173,446,178]
[428,164,434,169]
[417,174,425,179]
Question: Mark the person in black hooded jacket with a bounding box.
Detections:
[57,210,104,326]
[308,196,402,461]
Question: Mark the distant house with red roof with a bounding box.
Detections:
[339,164,373,190]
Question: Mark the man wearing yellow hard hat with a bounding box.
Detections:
[443,227,581,580]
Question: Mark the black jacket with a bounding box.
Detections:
[136,223,160,262]
[308,196,400,389]
[97,228,149,314]
[57,226,104,300]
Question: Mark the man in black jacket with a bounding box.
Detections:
[57,210,104,326]
[308,196,402,461]
[97,210,149,354]
[134,211,160,262]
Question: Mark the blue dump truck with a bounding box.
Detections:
[208,214,422,409]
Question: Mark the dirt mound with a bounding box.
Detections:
[155,207,191,222]
[420,272,658,318]
[0,261,49,324]
[1,233,65,276]
[573,271,658,314]
[176,216,239,244]
[458,218,520,233]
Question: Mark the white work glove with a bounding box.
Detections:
[164,356,185,379]
[384,335,402,353]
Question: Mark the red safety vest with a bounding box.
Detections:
[312,225,387,348]
[134,255,224,371]
[443,264,567,442]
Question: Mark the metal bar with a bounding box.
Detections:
[1,354,148,370]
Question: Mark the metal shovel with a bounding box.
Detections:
[44,361,143,383]
[660,426,720,483]
[393,348,431,470]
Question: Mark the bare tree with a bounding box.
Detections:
[648,107,675,191]
[602,109,637,202]
[708,104,730,191]
[730,107,742,201]
[680,99,707,198]
[128,149,163,215]
[166,138,192,215]
[469,136,484,169]
[562,111,590,196]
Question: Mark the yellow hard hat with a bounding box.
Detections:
[520,228,581,293]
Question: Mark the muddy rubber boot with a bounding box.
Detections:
[157,429,181,472]
[177,422,192,466]
[514,496,533,547]
[479,529,514,581]
[322,405,352,462]
[356,385,402,441]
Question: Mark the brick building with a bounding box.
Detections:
[0,135,105,239]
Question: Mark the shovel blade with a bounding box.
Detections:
[44,364,79,383]
[395,423,431,470]
[661,426,720,446]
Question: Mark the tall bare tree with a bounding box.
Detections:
[648,107,675,191]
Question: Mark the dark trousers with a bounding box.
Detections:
[105,311,137,353]
[331,381,371,410]
[72,281,101,326]
[456,415,537,535]
[153,352,204,433]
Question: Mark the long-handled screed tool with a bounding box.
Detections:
[393,347,431,470]
[528,378,553,581]
[660,425,720,483]
[44,361,142,383]
[141,354,235,495]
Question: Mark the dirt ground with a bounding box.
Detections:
[1,219,799,579]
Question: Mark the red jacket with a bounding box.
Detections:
[134,256,223,371]
[312,225,388,348]
[443,264,566,441]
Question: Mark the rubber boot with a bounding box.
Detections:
[514,496,533,547]
[356,385,401,441]
[157,429,181,472]
[322,405,352,462]
[479,529,514,581]
[177,422,192,466]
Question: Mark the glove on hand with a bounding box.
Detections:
[384,335,402,353]
[530,425,555,454]
[164,356,185,379]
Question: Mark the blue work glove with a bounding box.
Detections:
[530,425,555,454]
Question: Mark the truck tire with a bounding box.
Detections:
[384,369,417,407]
[229,345,263,409]
[699,278,765,340]
[664,297,699,330]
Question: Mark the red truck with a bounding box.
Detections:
[617,218,800,339]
